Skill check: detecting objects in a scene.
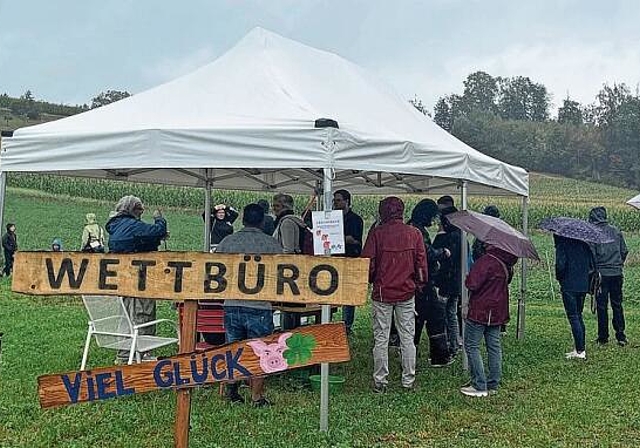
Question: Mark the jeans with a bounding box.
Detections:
[464,320,502,391]
[562,290,586,352]
[224,307,274,343]
[444,294,460,355]
[342,305,355,334]
[596,275,626,343]
[372,298,416,388]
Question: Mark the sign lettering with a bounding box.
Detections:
[12,252,369,305]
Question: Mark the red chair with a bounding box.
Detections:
[177,301,225,351]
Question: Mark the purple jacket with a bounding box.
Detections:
[465,247,518,326]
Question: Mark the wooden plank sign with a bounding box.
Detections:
[12,252,369,306]
[37,323,349,409]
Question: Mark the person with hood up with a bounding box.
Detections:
[1,223,17,276]
[51,238,63,251]
[106,195,168,363]
[554,234,595,360]
[588,206,629,346]
[407,199,453,366]
[272,193,306,329]
[81,213,106,252]
[362,197,427,392]
[432,201,463,357]
[461,246,518,397]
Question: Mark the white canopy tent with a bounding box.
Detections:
[1,28,527,197]
[0,27,530,432]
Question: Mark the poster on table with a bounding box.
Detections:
[311,211,345,255]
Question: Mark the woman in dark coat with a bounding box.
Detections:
[204,204,239,247]
[554,235,595,360]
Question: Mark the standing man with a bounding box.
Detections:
[589,207,629,346]
[218,203,283,407]
[257,199,276,236]
[363,197,427,392]
[2,223,17,276]
[272,193,307,330]
[333,189,364,336]
[106,195,168,364]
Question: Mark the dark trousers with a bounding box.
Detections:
[562,290,586,353]
[3,249,14,276]
[596,275,626,343]
[423,288,450,364]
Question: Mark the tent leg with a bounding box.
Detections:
[319,167,332,432]
[460,181,469,370]
[0,172,6,240]
[516,196,529,340]
[204,171,212,252]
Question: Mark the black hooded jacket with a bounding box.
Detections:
[432,206,462,298]
[588,207,628,276]
[408,199,447,288]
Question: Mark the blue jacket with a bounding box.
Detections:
[106,214,167,253]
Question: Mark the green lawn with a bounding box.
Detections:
[1,188,640,447]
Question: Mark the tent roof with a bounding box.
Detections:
[1,28,528,197]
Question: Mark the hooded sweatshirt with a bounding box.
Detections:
[2,224,17,252]
[465,247,518,326]
[408,199,447,288]
[362,197,427,303]
[588,207,628,276]
[82,213,105,250]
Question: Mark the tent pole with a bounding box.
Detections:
[0,171,6,241]
[204,170,212,252]
[516,196,529,340]
[319,167,332,432]
[460,181,469,370]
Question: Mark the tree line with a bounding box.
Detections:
[0,89,131,121]
[430,72,640,188]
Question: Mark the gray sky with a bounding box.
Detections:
[1,0,638,113]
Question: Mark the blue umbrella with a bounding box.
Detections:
[539,217,614,244]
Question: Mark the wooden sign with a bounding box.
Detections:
[37,323,349,409]
[12,252,369,306]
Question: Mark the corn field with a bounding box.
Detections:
[8,172,640,231]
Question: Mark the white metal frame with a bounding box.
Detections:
[80,295,180,370]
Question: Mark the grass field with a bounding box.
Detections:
[1,176,640,447]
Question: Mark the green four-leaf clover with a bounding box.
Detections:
[283,333,317,366]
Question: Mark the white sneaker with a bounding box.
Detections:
[565,350,586,360]
[460,386,488,397]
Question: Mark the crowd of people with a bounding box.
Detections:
[0,191,629,404]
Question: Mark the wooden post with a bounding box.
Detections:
[175,300,197,448]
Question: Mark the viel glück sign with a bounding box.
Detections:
[37,323,350,409]
[12,252,369,306]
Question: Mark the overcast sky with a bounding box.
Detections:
[1,0,639,113]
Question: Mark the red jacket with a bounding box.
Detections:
[362,198,427,303]
[465,247,518,326]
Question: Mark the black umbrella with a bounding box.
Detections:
[539,217,614,244]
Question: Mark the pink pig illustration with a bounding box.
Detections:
[247,332,292,373]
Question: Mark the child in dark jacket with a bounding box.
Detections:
[461,246,518,397]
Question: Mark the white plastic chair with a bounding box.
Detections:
[81,295,179,370]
